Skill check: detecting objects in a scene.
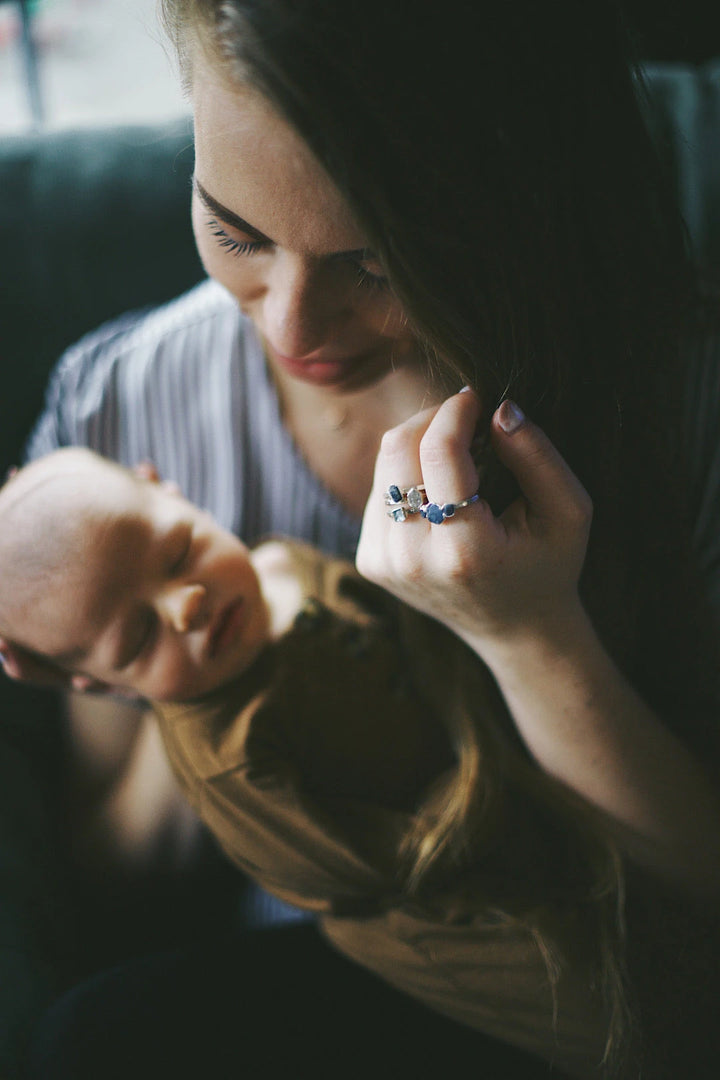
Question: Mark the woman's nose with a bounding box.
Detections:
[160,583,207,633]
[262,255,347,358]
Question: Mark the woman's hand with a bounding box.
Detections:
[356,389,593,656]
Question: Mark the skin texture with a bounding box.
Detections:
[357,394,720,896]
[0,451,273,702]
[189,48,437,518]
[190,57,416,389]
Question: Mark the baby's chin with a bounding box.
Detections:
[151,646,271,704]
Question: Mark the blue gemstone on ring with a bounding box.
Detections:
[388,485,402,504]
[390,506,407,522]
[443,503,456,517]
[424,503,446,524]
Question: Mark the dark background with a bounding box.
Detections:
[626,0,720,62]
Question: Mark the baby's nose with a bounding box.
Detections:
[163,584,207,633]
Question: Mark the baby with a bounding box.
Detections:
[0,447,451,860]
[0,447,303,703]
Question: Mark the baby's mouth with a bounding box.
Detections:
[206,598,245,658]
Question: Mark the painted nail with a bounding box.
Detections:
[497,399,525,434]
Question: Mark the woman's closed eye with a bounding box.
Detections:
[207,218,270,258]
[205,215,389,290]
[352,259,389,292]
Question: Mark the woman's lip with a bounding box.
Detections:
[207,599,245,658]
[270,350,359,386]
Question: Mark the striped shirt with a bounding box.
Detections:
[25,277,364,927]
[26,278,362,561]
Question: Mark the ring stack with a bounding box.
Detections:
[384,483,427,522]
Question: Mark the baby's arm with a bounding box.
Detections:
[67,693,202,873]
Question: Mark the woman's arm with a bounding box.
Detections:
[357,390,720,896]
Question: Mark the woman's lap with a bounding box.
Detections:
[27,923,566,1079]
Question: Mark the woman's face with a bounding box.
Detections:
[190,46,420,392]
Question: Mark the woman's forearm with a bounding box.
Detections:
[358,394,720,894]
[465,605,720,895]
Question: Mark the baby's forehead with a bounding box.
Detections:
[2,455,148,549]
[5,449,133,507]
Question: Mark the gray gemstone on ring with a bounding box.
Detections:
[407,486,424,511]
[390,506,407,522]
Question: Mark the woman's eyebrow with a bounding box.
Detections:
[194,178,272,243]
[193,177,376,263]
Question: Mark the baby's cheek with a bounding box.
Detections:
[143,650,198,703]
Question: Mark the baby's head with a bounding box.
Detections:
[0,449,269,701]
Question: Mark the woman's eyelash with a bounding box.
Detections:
[354,264,389,292]
[207,219,267,257]
[207,215,388,290]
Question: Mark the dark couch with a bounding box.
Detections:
[1,61,720,1076]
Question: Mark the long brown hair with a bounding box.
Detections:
[161,2,711,1072]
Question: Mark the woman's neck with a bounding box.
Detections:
[269,361,441,518]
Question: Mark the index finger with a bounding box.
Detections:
[417,388,483,507]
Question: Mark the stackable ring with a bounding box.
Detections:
[384,483,427,522]
[421,493,480,524]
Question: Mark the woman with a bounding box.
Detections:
[8,1,720,1077]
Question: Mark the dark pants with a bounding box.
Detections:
[27,923,566,1079]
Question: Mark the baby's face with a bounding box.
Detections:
[15,463,269,701]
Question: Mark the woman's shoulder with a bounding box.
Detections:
[58,279,245,378]
[24,280,262,462]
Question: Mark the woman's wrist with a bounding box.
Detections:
[456,593,594,677]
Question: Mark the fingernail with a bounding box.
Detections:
[459,385,473,394]
[497,399,525,434]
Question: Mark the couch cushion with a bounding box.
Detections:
[0,118,203,473]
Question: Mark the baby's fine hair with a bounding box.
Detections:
[0,450,130,643]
